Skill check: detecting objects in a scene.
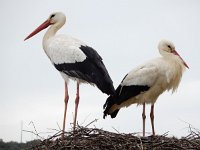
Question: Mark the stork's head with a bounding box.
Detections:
[158,40,175,53]
[24,12,66,41]
[48,12,66,26]
[158,40,189,69]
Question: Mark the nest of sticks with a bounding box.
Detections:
[27,123,200,150]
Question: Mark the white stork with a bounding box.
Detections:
[103,40,189,136]
[24,12,115,139]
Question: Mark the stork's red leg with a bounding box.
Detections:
[73,81,80,131]
[62,82,69,140]
[150,104,155,136]
[142,103,146,136]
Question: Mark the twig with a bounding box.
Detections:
[112,126,120,134]
[85,118,98,128]
[22,129,44,140]
[28,125,200,150]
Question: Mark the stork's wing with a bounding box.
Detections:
[121,64,159,87]
[49,36,114,95]
[47,35,87,64]
[103,64,159,118]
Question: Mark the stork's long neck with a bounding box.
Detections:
[160,50,186,71]
[162,53,185,92]
[42,23,63,51]
[44,26,57,41]
[167,53,186,71]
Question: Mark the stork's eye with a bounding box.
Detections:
[167,45,171,49]
[50,14,55,18]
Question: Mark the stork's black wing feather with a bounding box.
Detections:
[103,74,150,118]
[54,45,115,95]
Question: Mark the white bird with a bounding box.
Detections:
[24,12,115,139]
[103,40,189,136]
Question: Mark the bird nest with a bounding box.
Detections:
[28,123,200,150]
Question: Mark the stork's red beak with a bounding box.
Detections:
[24,20,51,41]
[172,50,189,69]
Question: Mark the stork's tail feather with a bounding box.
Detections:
[93,71,115,95]
[103,95,120,119]
[97,81,115,95]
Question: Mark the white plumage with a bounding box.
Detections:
[45,35,87,64]
[104,40,189,136]
[25,12,115,140]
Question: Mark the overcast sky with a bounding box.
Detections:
[0,0,200,142]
